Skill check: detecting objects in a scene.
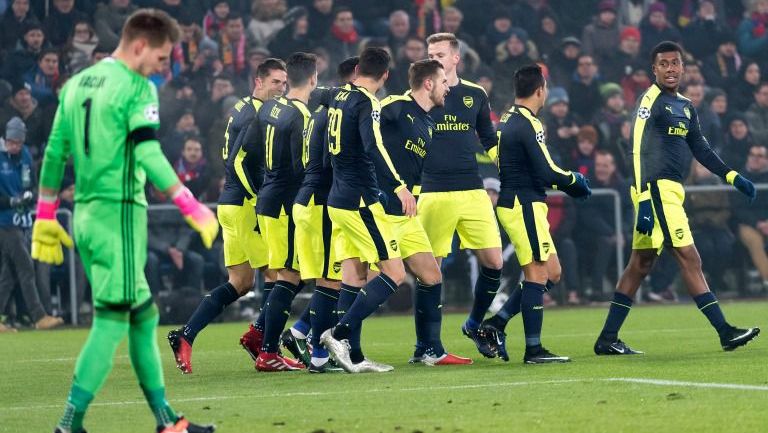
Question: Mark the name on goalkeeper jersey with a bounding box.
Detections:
[436,114,470,131]
[78,75,106,89]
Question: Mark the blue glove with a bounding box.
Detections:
[635,199,654,235]
[732,174,756,204]
[562,172,592,200]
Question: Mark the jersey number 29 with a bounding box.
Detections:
[327,107,343,155]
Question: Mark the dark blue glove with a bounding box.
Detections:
[562,172,592,200]
[733,174,756,204]
[635,199,654,235]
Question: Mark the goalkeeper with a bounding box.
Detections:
[33,10,217,433]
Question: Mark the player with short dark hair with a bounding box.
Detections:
[35,9,216,433]
[319,47,416,373]
[479,64,591,364]
[419,32,503,359]
[167,58,287,374]
[594,41,760,355]
[375,60,472,366]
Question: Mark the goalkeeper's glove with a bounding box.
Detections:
[172,186,219,248]
[727,170,756,204]
[31,197,73,265]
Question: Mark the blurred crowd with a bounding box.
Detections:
[1,0,768,328]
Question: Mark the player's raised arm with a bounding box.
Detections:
[686,106,756,203]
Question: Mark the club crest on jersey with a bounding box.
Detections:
[463,96,474,108]
[637,106,651,120]
[535,130,545,145]
[675,228,684,240]
[389,240,398,251]
[333,262,342,273]
[371,110,380,122]
[683,106,691,119]
[144,105,159,122]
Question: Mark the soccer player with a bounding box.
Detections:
[375,60,471,366]
[33,10,217,433]
[319,47,416,373]
[593,41,760,355]
[421,33,503,358]
[478,64,591,364]
[166,58,287,374]
[253,52,322,371]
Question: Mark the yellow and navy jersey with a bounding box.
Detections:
[631,83,731,193]
[295,105,332,206]
[327,83,406,210]
[373,94,435,216]
[422,78,496,193]
[496,104,574,207]
[255,96,311,217]
[219,95,264,205]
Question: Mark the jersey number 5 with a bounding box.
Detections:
[328,107,343,155]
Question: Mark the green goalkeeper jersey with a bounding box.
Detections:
[40,57,178,206]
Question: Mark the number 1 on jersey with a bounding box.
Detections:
[328,107,342,155]
[82,98,92,155]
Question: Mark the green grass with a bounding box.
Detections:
[1,301,767,433]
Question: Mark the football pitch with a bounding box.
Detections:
[2,301,767,433]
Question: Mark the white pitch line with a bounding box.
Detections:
[3,377,767,413]
[605,378,768,391]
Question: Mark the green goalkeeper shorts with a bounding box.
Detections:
[74,200,151,309]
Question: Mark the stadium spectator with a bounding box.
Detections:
[173,135,211,200]
[736,0,768,63]
[722,113,754,170]
[43,0,88,47]
[616,0,652,28]
[0,79,46,161]
[574,150,630,300]
[145,207,206,294]
[492,28,535,107]
[248,0,286,48]
[680,61,706,87]
[173,15,219,79]
[734,144,768,288]
[707,87,730,129]
[619,62,650,109]
[161,108,199,163]
[442,6,475,48]
[682,0,730,61]
[568,53,602,120]
[684,82,722,151]
[64,20,99,74]
[244,47,271,90]
[474,68,504,117]
[601,26,641,83]
[0,117,63,331]
[479,7,515,63]
[158,75,197,136]
[543,87,580,157]
[386,10,410,58]
[0,0,38,52]
[194,73,234,140]
[594,82,627,149]
[203,0,230,40]
[22,48,60,107]
[548,36,582,87]
[730,61,762,114]
[306,0,334,41]
[2,21,47,81]
[389,35,426,93]
[570,125,598,177]
[323,7,360,70]
[411,0,441,39]
[702,32,740,92]
[268,7,312,60]
[685,159,734,293]
[639,2,682,58]
[93,0,136,50]
[581,0,622,65]
[745,82,768,144]
[217,13,250,80]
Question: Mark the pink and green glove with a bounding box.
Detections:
[31,197,73,265]
[172,186,219,248]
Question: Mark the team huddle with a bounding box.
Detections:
[28,8,761,433]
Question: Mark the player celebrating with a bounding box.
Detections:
[34,10,216,433]
[479,65,591,364]
[320,47,416,373]
[593,41,760,355]
[253,52,322,371]
[375,60,471,366]
[167,58,287,374]
[420,33,503,358]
